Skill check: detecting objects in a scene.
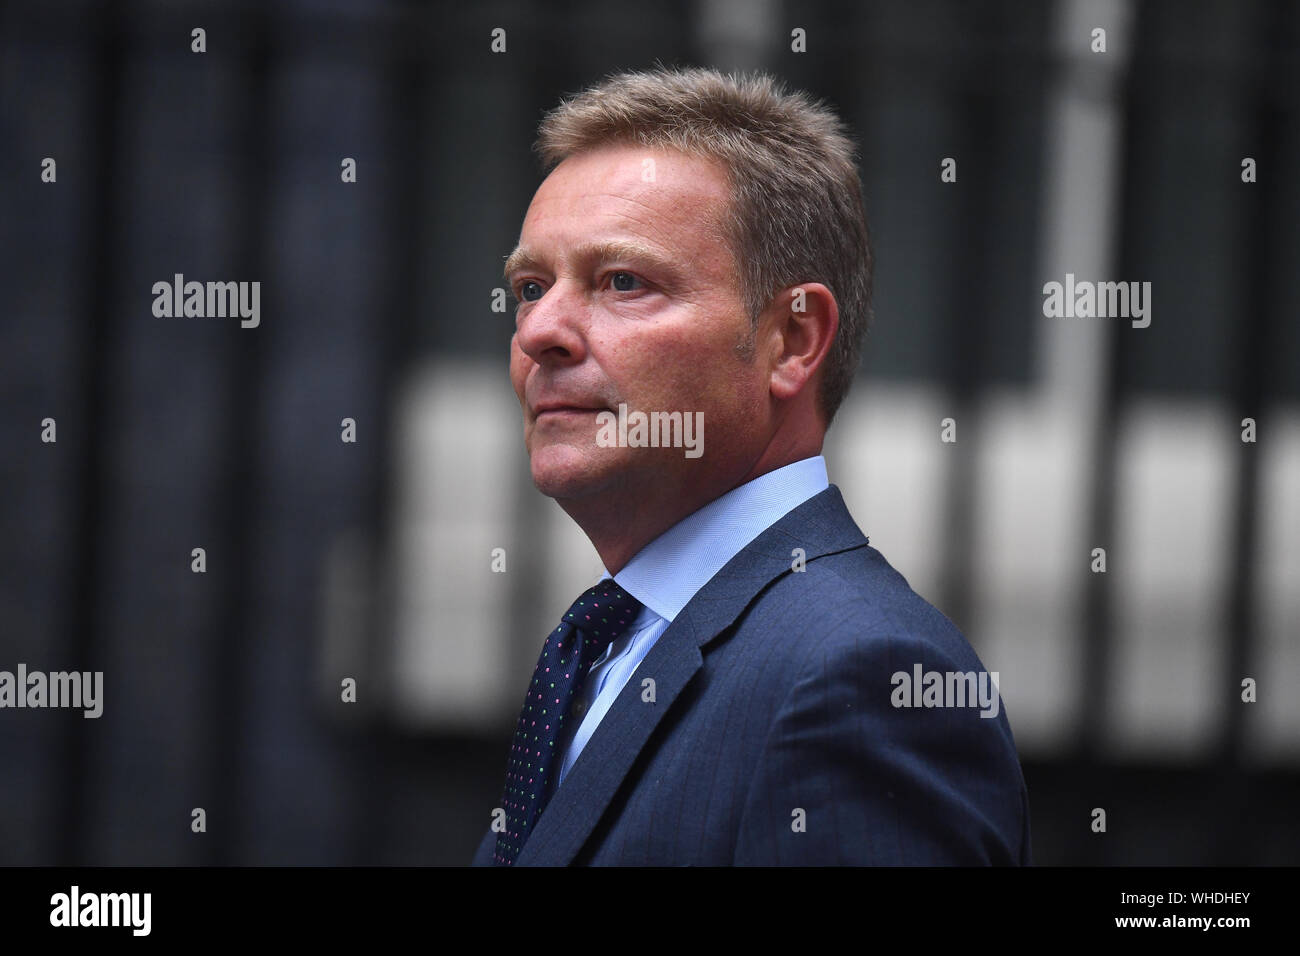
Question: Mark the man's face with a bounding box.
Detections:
[506,144,769,505]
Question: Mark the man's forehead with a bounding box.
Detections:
[527,145,729,221]
[507,148,730,275]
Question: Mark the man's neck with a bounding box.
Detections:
[559,443,823,574]
[558,474,740,575]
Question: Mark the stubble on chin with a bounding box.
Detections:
[526,438,620,501]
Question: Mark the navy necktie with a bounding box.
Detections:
[493,579,643,866]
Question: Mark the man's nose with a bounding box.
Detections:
[514,280,587,367]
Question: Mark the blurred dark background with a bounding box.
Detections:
[2,0,1297,865]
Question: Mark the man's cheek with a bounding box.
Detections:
[508,353,531,401]
[662,375,707,412]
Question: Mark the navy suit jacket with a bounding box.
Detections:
[471,485,1031,865]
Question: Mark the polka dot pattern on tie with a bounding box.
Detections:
[492,579,643,866]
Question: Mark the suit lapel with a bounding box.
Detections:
[512,610,705,866]
[513,484,869,865]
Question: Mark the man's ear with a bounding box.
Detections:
[762,283,839,403]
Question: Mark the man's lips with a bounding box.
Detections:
[532,402,607,419]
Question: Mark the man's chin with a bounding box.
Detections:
[528,446,611,500]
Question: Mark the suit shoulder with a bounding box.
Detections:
[750,542,973,664]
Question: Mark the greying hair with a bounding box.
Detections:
[535,66,873,428]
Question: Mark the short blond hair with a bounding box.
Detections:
[535,66,872,427]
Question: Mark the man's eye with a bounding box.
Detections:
[519,281,544,302]
[610,271,641,292]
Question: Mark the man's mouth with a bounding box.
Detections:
[533,403,606,420]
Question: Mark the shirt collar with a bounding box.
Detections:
[602,455,829,622]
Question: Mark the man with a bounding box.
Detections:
[471,67,1031,865]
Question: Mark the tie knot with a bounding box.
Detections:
[561,579,643,657]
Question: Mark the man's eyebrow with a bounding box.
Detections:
[502,239,679,280]
[502,246,542,280]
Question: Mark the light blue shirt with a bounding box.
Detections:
[553,455,830,790]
